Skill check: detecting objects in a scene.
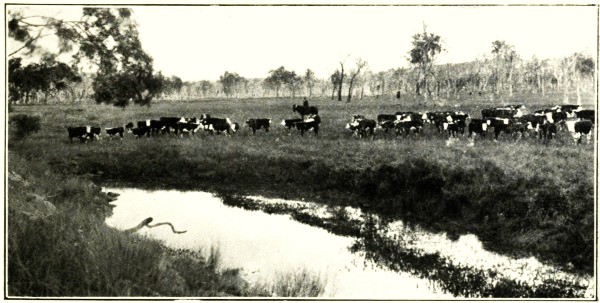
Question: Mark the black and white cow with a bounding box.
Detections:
[485,118,527,140]
[67,126,96,143]
[575,109,595,122]
[377,114,397,133]
[294,115,321,136]
[160,117,187,134]
[129,126,151,138]
[539,122,558,141]
[105,127,125,139]
[202,117,239,135]
[246,118,271,134]
[394,119,424,136]
[468,119,488,139]
[564,120,594,144]
[481,108,518,119]
[346,117,376,137]
[281,118,303,129]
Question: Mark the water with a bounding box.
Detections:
[104,188,452,299]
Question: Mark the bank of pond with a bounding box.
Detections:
[105,187,594,298]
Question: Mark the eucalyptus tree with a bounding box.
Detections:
[345,59,367,102]
[8,7,164,107]
[408,28,443,100]
[491,40,518,97]
[304,69,317,97]
[219,71,245,98]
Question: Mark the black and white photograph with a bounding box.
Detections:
[5,2,598,299]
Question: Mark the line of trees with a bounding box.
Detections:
[8,8,595,107]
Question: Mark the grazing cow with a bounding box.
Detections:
[292,104,319,117]
[203,117,239,135]
[160,117,187,134]
[539,122,558,140]
[346,118,377,138]
[281,118,303,129]
[575,109,595,122]
[294,114,321,136]
[486,118,526,140]
[129,126,151,138]
[67,126,90,143]
[468,119,488,139]
[564,120,594,144]
[481,108,518,119]
[246,118,271,134]
[377,114,397,132]
[394,119,424,136]
[105,127,125,139]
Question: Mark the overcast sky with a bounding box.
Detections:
[7,5,598,81]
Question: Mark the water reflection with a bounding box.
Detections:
[104,188,452,299]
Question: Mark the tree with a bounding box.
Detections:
[8,7,163,107]
[491,40,518,97]
[199,80,214,98]
[304,69,317,97]
[409,27,442,100]
[346,59,367,102]
[285,72,303,98]
[330,70,342,100]
[337,62,345,101]
[574,53,595,105]
[219,71,245,98]
[264,66,288,98]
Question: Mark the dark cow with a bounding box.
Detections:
[281,118,303,129]
[176,122,201,135]
[294,115,321,136]
[394,119,424,136]
[105,127,125,139]
[444,120,467,138]
[564,120,594,144]
[67,126,90,143]
[202,117,239,135]
[137,120,151,128]
[129,126,151,138]
[481,108,518,119]
[160,117,186,134]
[346,118,377,138]
[468,119,488,139]
[539,122,558,140]
[246,118,271,134]
[377,114,397,133]
[88,127,101,141]
[560,105,581,113]
[575,109,595,122]
[519,114,547,136]
[486,118,527,140]
[292,104,319,117]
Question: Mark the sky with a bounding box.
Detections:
[7,5,599,81]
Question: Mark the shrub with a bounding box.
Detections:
[10,114,41,140]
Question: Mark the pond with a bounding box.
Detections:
[104,188,452,298]
[104,188,594,298]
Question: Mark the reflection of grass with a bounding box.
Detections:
[223,195,590,298]
[248,269,327,297]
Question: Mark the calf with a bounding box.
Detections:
[246,118,271,134]
[346,118,376,138]
[564,120,594,144]
[105,127,125,139]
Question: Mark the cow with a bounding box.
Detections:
[575,109,595,122]
[539,122,558,141]
[468,119,488,139]
[481,108,518,119]
[88,127,101,141]
[292,104,319,117]
[137,120,151,128]
[377,114,397,132]
[443,120,467,138]
[485,118,527,140]
[129,126,151,138]
[176,122,202,135]
[294,114,321,136]
[519,114,547,136]
[564,120,594,144]
[202,117,239,135]
[67,126,91,143]
[346,118,377,138]
[281,118,303,129]
[394,119,424,136]
[105,127,125,140]
[246,118,271,134]
[160,117,187,134]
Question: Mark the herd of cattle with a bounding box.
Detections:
[66,103,595,144]
[346,104,595,144]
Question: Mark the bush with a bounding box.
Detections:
[10,114,41,140]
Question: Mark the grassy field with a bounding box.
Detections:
[8,91,596,278]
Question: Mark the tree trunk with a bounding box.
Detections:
[347,82,353,102]
[576,76,582,105]
[337,67,344,101]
